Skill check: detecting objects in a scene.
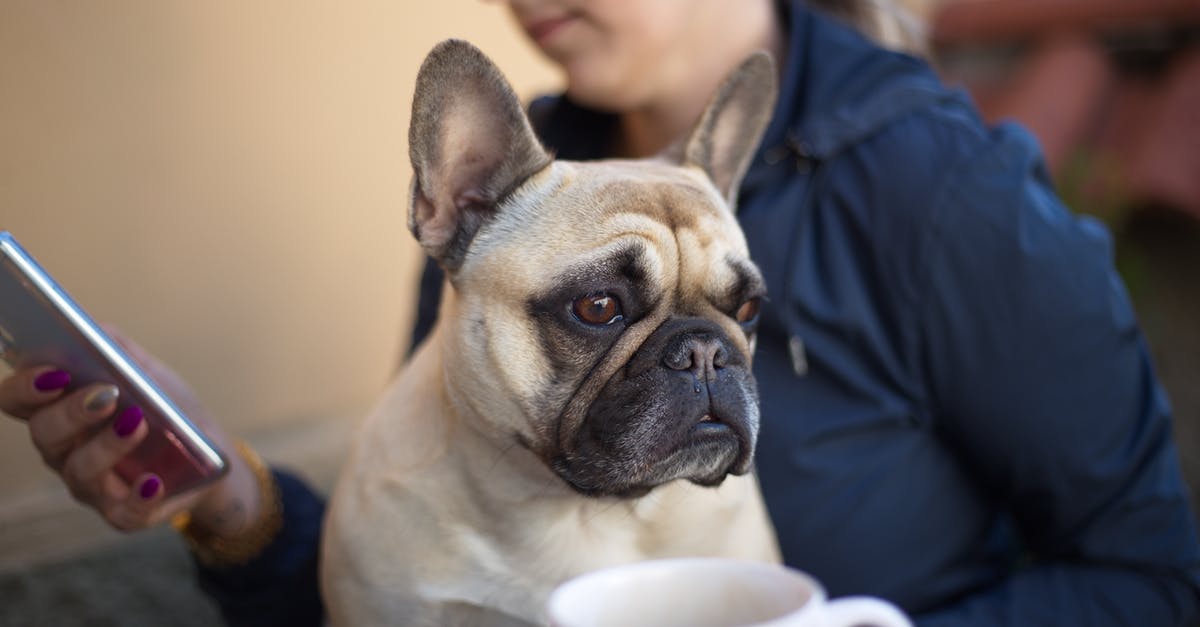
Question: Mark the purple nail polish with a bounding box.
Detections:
[113,406,144,438]
[34,370,71,392]
[139,476,161,499]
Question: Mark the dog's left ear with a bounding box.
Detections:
[677,52,778,209]
[408,40,552,271]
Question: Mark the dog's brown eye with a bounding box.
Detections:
[572,293,623,326]
[735,298,761,324]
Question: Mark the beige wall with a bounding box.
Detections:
[0,2,558,509]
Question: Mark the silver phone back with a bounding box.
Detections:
[0,231,225,474]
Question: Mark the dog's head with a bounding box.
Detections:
[409,40,776,498]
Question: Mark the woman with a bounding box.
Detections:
[3,1,1198,625]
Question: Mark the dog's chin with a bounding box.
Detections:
[551,423,749,499]
[682,423,750,485]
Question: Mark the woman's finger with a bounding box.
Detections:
[0,366,72,419]
[104,472,170,532]
[28,384,122,468]
[58,404,148,503]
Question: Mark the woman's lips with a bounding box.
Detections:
[525,14,576,46]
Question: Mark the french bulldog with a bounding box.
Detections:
[321,39,781,626]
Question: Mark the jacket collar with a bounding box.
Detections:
[762,1,953,161]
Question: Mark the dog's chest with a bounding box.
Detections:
[428,497,706,620]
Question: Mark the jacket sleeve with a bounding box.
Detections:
[193,469,326,627]
[911,124,1200,626]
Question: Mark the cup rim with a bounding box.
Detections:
[546,557,827,627]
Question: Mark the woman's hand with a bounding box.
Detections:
[0,331,263,538]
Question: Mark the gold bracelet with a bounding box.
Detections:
[170,440,283,567]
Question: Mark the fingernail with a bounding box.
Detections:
[138,475,161,500]
[113,406,144,438]
[34,370,71,392]
[84,385,120,413]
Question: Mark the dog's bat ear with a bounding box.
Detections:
[408,40,552,271]
[678,51,777,209]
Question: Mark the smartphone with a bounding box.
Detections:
[0,231,227,499]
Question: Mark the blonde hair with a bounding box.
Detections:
[806,0,935,56]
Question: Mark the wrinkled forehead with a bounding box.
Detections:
[570,159,733,228]
[461,160,756,296]
[506,160,746,245]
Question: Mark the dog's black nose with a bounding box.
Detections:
[622,317,743,380]
[663,334,729,381]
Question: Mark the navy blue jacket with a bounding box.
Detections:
[198,3,1200,625]
[738,6,1200,625]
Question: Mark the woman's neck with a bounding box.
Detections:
[615,0,786,159]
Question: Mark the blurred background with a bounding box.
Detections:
[0,2,557,623]
[0,0,1197,624]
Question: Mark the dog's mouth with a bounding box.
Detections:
[550,404,755,499]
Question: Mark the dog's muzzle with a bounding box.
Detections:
[553,317,760,497]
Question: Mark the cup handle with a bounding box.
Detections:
[822,596,913,627]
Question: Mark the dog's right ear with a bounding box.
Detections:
[408,40,552,271]
[676,52,777,210]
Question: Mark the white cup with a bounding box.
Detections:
[545,557,912,627]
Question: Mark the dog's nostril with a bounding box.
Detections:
[712,346,728,370]
[664,351,692,371]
